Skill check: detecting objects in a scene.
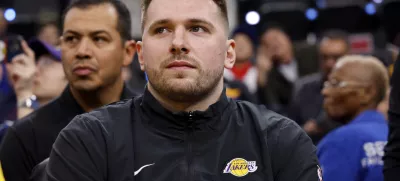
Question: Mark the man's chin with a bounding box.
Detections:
[327,111,349,124]
[70,80,100,92]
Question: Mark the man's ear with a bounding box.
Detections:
[123,40,136,66]
[359,86,376,105]
[136,41,145,71]
[224,39,236,69]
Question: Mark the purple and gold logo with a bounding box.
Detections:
[223,158,258,177]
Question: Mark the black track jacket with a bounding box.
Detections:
[46,88,321,181]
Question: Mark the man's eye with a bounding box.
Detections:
[155,28,169,34]
[94,37,106,43]
[190,26,206,33]
[65,36,77,42]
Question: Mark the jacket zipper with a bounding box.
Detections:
[186,111,194,181]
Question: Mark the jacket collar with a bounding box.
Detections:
[139,86,232,137]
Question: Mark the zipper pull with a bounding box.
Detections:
[188,111,193,121]
[188,111,195,130]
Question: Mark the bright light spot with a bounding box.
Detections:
[373,0,383,4]
[306,8,318,21]
[4,8,16,22]
[245,11,260,25]
[365,3,376,15]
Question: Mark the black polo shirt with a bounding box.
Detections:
[0,85,137,181]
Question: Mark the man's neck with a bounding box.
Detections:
[70,78,125,112]
[148,80,224,112]
[344,105,377,124]
[234,60,250,68]
[37,97,51,106]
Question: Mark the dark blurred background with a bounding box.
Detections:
[1,0,399,44]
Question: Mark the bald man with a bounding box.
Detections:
[317,55,389,181]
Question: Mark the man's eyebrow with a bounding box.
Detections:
[89,30,111,37]
[63,30,80,36]
[63,30,111,36]
[148,19,170,31]
[147,18,216,31]
[187,18,215,28]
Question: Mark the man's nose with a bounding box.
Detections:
[170,27,189,54]
[76,38,92,59]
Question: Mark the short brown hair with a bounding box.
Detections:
[140,0,229,32]
[63,0,132,41]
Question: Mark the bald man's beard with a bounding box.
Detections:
[146,66,223,103]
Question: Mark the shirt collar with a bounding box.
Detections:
[350,110,387,125]
[58,83,137,114]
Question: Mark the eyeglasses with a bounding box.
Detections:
[323,79,366,89]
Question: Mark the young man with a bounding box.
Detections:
[318,55,389,181]
[46,0,320,180]
[0,0,137,180]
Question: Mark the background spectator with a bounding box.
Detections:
[224,24,258,94]
[289,30,349,143]
[257,26,318,115]
[318,55,389,181]
[36,22,60,47]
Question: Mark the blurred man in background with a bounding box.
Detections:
[289,30,349,143]
[318,55,389,181]
[0,0,137,180]
[257,26,316,115]
[223,24,257,102]
[36,22,60,47]
[224,25,258,94]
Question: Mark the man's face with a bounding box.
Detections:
[61,4,133,92]
[138,0,235,102]
[319,38,348,78]
[322,63,368,123]
[33,55,67,100]
[38,25,60,46]
[234,33,253,63]
[261,29,293,64]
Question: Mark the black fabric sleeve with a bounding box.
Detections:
[0,126,34,181]
[270,119,321,181]
[384,57,400,181]
[46,114,107,181]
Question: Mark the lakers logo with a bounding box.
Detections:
[223,158,258,177]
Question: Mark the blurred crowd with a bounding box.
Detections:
[0,0,397,181]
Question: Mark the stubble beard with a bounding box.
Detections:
[146,67,223,103]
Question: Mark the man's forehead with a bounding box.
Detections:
[63,6,117,33]
[145,0,220,25]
